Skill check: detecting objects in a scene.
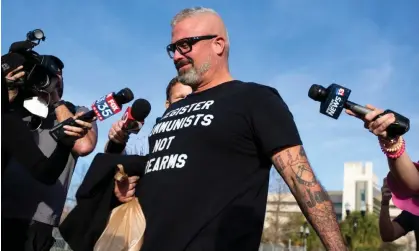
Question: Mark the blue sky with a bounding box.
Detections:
[2,0,418,204]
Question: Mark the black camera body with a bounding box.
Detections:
[1,29,64,97]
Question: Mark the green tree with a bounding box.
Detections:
[340,211,382,251]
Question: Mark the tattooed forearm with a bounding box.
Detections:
[272,145,347,251]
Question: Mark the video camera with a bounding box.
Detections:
[1,29,64,96]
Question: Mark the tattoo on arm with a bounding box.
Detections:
[272,146,347,250]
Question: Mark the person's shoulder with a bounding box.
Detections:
[65,101,88,114]
[231,80,280,97]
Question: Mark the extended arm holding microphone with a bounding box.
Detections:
[50,88,134,144]
[309,83,417,192]
[347,105,419,193]
[308,83,410,138]
[104,99,151,154]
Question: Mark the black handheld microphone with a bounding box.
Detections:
[105,98,151,154]
[49,88,134,142]
[308,83,410,138]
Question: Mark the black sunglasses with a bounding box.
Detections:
[166,35,217,58]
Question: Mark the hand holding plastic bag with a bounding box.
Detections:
[94,164,146,251]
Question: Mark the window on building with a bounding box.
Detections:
[361,190,365,201]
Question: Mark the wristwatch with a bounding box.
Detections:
[52,100,66,109]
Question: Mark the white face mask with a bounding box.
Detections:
[23,96,49,118]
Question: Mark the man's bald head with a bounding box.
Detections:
[171,7,229,56]
[168,7,231,90]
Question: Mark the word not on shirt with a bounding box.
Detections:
[145,100,215,174]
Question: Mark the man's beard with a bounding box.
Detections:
[177,59,211,89]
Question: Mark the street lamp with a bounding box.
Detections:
[353,217,358,232]
[345,202,351,217]
[300,222,310,251]
[360,201,367,217]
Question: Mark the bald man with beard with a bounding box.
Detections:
[130,7,347,251]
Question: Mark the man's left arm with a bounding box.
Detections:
[55,104,98,156]
[248,86,346,250]
[272,145,346,250]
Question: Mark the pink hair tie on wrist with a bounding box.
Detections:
[380,137,405,159]
[385,140,406,159]
[387,162,419,216]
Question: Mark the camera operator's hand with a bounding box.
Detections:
[109,120,129,144]
[345,104,396,139]
[5,65,25,102]
[63,112,95,139]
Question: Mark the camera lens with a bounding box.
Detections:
[27,29,45,42]
[28,66,50,89]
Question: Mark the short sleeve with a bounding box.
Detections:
[248,85,302,157]
[76,106,89,114]
[393,210,414,233]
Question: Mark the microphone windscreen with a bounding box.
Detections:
[131,99,151,121]
[119,88,134,104]
[308,84,327,102]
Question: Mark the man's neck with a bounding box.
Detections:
[194,70,233,93]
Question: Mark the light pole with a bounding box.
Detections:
[353,217,358,232]
[300,222,310,251]
[345,202,351,218]
[360,200,366,217]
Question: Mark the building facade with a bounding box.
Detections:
[264,161,416,249]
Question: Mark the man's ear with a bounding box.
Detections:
[213,37,226,56]
[165,100,170,109]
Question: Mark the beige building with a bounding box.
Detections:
[264,161,416,249]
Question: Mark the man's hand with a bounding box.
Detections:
[272,145,347,251]
[63,112,95,139]
[114,176,139,203]
[5,65,25,102]
[109,120,129,144]
[5,65,25,82]
[381,178,392,204]
[345,104,396,139]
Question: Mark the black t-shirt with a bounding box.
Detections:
[394,210,419,250]
[137,81,302,251]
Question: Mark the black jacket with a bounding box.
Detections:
[59,153,147,251]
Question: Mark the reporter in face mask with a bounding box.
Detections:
[1,59,98,251]
[1,68,79,183]
[346,105,419,193]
